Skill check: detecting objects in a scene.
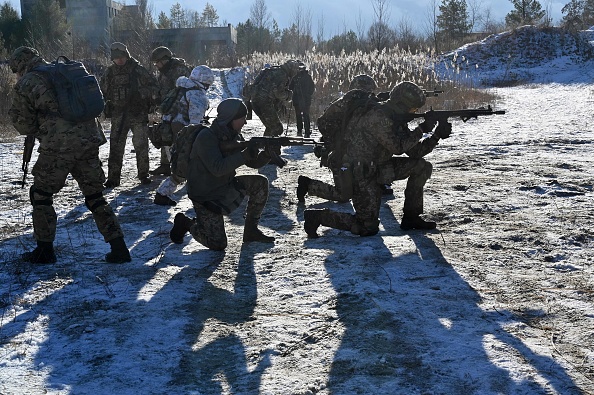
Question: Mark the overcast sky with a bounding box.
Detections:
[9,0,567,38]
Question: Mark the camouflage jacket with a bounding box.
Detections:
[289,69,315,107]
[9,60,107,154]
[343,103,439,166]
[250,66,292,103]
[100,57,159,116]
[156,57,191,103]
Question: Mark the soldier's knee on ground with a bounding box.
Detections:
[29,186,53,207]
[351,218,380,237]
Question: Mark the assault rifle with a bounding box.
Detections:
[423,89,444,97]
[21,135,35,188]
[221,136,322,168]
[403,105,505,123]
[377,89,444,101]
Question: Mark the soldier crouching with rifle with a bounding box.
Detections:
[169,98,276,250]
[303,81,452,237]
[9,46,131,264]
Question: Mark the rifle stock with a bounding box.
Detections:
[21,135,35,188]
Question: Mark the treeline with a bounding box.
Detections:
[2,0,594,60]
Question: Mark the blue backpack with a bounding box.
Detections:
[33,56,104,123]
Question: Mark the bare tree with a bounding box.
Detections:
[424,0,440,52]
[368,0,392,51]
[291,3,313,56]
[250,0,271,30]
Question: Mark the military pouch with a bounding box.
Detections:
[377,162,396,185]
[352,161,377,181]
[338,164,353,201]
[103,100,112,118]
[158,121,174,146]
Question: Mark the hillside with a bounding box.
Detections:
[436,25,594,86]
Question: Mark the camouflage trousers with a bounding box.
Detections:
[307,168,348,203]
[108,114,150,182]
[30,149,124,243]
[251,97,284,137]
[189,175,269,250]
[320,157,432,235]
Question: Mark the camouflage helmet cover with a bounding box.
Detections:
[151,46,173,62]
[390,81,426,110]
[190,65,215,86]
[9,46,40,74]
[348,74,377,93]
[281,59,300,77]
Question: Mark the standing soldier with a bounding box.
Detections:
[100,42,159,188]
[8,46,131,264]
[153,65,215,206]
[149,46,191,176]
[303,81,452,238]
[289,62,315,137]
[249,60,301,137]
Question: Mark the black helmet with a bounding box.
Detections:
[151,46,172,62]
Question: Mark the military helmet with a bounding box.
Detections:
[9,46,40,74]
[390,81,426,110]
[281,59,301,77]
[151,46,172,62]
[110,42,130,60]
[348,74,377,93]
[190,65,215,86]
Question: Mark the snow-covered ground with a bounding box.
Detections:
[0,64,593,393]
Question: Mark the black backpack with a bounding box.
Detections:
[170,123,208,179]
[33,56,104,123]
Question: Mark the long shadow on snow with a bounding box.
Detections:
[0,180,246,393]
[170,242,274,394]
[310,200,581,394]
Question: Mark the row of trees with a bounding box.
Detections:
[0,0,591,62]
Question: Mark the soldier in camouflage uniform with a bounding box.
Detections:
[303,81,452,238]
[8,46,131,264]
[149,46,191,176]
[154,65,215,206]
[289,62,315,137]
[249,60,301,137]
[100,42,159,188]
[298,74,379,203]
[169,98,275,250]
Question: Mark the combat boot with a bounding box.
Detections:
[154,192,177,206]
[150,164,171,176]
[22,241,57,264]
[243,217,275,243]
[105,237,131,263]
[400,214,437,231]
[297,175,310,203]
[104,179,120,189]
[304,209,327,238]
[170,213,193,244]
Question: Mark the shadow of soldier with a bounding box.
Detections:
[170,242,275,393]
[314,202,581,394]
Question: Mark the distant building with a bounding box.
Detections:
[20,0,236,61]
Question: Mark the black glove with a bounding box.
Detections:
[419,117,437,133]
[242,141,259,161]
[434,121,452,139]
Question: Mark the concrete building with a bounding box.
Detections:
[20,0,237,61]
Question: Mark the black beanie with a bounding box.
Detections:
[216,98,248,126]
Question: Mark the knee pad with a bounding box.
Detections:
[85,192,107,213]
[29,186,53,206]
[351,218,380,236]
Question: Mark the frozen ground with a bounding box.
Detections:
[0,70,593,394]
